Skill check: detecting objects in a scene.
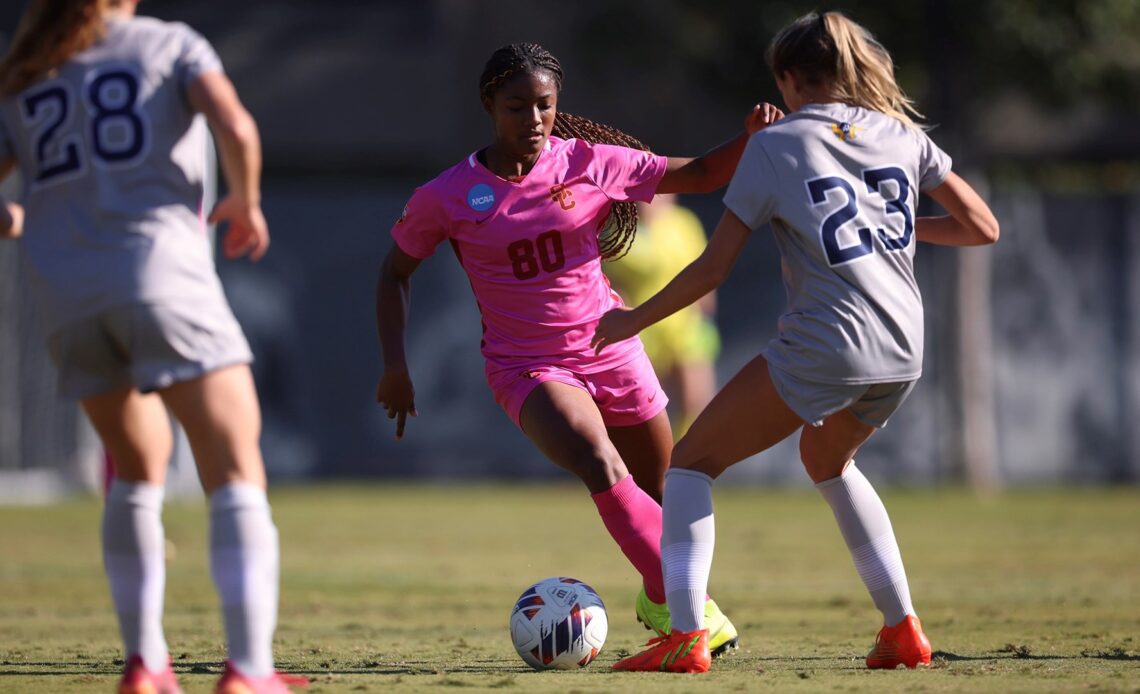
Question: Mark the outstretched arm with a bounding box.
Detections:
[376,245,422,440]
[188,71,269,261]
[917,172,1000,246]
[592,209,752,353]
[656,103,784,195]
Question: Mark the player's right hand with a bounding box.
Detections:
[0,201,23,239]
[210,194,270,261]
[377,367,417,440]
[744,102,785,135]
[592,307,641,355]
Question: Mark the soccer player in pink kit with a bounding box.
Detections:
[376,42,782,656]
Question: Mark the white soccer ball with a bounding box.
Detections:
[509,576,608,670]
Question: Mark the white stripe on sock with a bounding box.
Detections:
[851,533,907,591]
[662,542,715,595]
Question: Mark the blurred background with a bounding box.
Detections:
[2,0,1139,500]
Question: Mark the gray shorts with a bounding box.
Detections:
[46,300,253,399]
[768,363,916,428]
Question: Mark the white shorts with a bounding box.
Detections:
[768,363,916,429]
[46,300,253,399]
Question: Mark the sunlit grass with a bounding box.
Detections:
[0,485,1137,692]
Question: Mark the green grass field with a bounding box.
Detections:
[1,485,1138,692]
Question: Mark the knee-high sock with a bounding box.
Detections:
[209,483,279,677]
[816,463,915,627]
[103,480,169,671]
[591,474,666,602]
[661,468,715,633]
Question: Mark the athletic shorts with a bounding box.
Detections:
[486,348,668,430]
[46,300,253,400]
[768,362,916,429]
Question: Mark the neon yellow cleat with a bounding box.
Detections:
[634,588,739,657]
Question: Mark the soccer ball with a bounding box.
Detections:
[509,576,608,670]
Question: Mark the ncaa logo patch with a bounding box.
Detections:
[467,183,496,212]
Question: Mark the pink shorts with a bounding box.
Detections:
[486,349,668,429]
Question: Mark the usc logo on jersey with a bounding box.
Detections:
[550,184,575,211]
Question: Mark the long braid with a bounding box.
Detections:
[480,43,651,260]
[552,112,649,260]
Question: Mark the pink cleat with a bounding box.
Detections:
[214,660,309,694]
[117,654,183,694]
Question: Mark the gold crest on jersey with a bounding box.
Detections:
[550,183,575,211]
[830,122,861,142]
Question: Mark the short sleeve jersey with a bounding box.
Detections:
[0,16,225,333]
[723,103,951,384]
[391,136,668,372]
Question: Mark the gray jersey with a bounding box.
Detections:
[724,103,951,384]
[0,16,225,333]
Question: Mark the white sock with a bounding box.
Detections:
[661,468,715,633]
[816,463,915,626]
[103,480,169,672]
[209,482,279,677]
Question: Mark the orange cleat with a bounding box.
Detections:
[612,628,711,673]
[866,615,932,669]
[117,654,183,694]
[214,661,309,694]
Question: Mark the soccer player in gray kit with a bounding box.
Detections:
[0,1,306,692]
[594,10,999,673]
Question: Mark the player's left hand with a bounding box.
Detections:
[744,102,785,135]
[377,366,417,440]
[210,194,270,261]
[591,307,640,355]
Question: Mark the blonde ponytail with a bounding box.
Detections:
[767,11,924,128]
[0,0,109,96]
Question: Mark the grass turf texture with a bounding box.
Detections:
[0,485,1137,692]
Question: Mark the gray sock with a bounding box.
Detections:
[209,482,279,677]
[103,480,169,671]
[816,463,915,626]
[661,468,715,633]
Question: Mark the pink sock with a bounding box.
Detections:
[591,475,667,603]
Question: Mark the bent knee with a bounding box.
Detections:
[798,448,850,484]
[560,444,627,491]
[198,457,266,493]
[671,437,727,479]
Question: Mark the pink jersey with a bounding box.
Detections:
[392,136,668,372]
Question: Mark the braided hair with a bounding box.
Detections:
[479,43,650,261]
